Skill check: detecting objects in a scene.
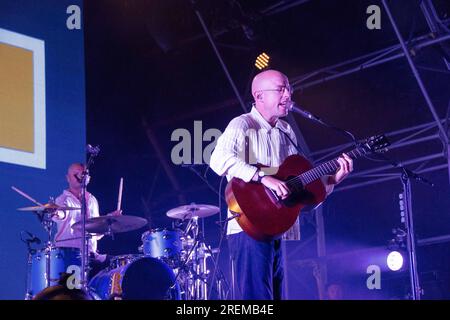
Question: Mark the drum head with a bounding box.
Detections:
[122,257,178,300]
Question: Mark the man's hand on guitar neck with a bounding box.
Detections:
[322,153,353,195]
[328,153,353,185]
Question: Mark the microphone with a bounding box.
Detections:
[86,144,100,156]
[25,231,41,244]
[287,101,322,122]
[74,174,82,183]
[75,173,91,184]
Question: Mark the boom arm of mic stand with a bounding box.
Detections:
[290,105,358,146]
[317,118,358,146]
[374,153,435,187]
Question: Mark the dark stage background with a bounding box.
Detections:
[1,0,449,299]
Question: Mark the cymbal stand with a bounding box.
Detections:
[168,216,205,300]
[21,231,38,300]
[165,225,199,300]
[193,240,211,300]
[184,217,211,300]
[103,218,115,240]
[36,202,57,291]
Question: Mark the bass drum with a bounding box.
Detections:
[88,256,180,300]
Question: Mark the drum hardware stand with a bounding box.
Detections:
[103,218,116,240]
[193,240,210,300]
[165,226,201,300]
[43,209,55,290]
[203,243,230,300]
[184,217,211,300]
[12,187,60,298]
[189,206,227,300]
[21,206,57,299]
[35,202,59,291]
[181,166,231,300]
[165,216,212,300]
[21,231,39,300]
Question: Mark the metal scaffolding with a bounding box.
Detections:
[190,0,449,300]
[285,0,450,299]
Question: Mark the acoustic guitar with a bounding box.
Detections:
[225,135,390,241]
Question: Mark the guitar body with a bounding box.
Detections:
[225,154,327,241]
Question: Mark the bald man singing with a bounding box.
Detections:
[210,70,353,300]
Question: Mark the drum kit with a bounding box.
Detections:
[15,186,222,300]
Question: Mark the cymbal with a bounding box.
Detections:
[72,215,148,234]
[17,203,80,212]
[166,204,219,220]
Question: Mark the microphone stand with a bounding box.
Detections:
[289,102,433,299]
[288,103,359,147]
[80,147,99,290]
[382,155,433,300]
[400,167,421,300]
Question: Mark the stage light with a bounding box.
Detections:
[387,250,404,271]
[255,52,270,70]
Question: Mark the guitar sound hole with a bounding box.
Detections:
[284,177,315,207]
[286,176,303,193]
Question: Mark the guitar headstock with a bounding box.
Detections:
[362,134,390,154]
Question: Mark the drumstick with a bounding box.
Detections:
[117,178,123,211]
[11,186,44,206]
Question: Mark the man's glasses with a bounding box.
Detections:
[257,85,294,95]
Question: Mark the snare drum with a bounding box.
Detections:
[141,228,182,263]
[29,247,81,297]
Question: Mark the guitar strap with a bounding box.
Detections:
[279,129,303,156]
[245,135,249,163]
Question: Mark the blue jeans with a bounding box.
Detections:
[228,231,284,300]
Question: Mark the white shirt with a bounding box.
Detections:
[210,107,300,235]
[53,190,103,254]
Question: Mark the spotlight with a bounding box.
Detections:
[387,250,404,271]
[255,52,270,70]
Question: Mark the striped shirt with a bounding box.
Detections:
[210,106,300,235]
[53,190,103,253]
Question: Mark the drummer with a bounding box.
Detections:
[53,163,121,276]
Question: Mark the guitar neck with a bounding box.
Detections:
[297,147,367,186]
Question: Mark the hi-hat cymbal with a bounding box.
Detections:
[72,215,148,234]
[166,204,219,220]
[17,203,80,212]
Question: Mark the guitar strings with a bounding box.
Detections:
[285,148,364,187]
